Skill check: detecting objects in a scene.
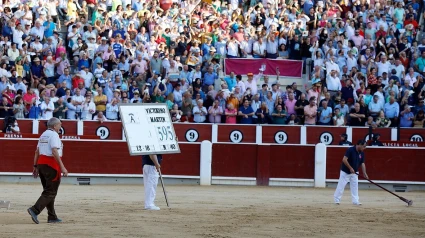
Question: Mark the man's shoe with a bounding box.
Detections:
[27,208,39,224]
[335,202,340,205]
[48,218,63,223]
[353,202,362,206]
[145,206,160,211]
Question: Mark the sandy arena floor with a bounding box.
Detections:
[0,184,424,238]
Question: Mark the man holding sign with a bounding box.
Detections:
[143,154,162,210]
[119,103,179,211]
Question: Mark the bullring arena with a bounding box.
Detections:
[1,121,425,237]
[1,184,425,238]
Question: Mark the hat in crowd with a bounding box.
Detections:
[133,90,140,94]
[114,89,121,93]
[209,47,216,52]
[33,57,40,62]
[153,70,161,75]
[101,37,107,41]
[247,73,254,76]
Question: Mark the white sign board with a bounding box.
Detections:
[119,103,180,155]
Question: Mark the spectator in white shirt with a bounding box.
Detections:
[40,96,54,119]
[244,72,262,96]
[326,70,342,96]
[82,95,96,120]
[193,99,207,123]
[71,88,85,117]
[375,53,392,77]
[80,66,94,88]
[253,37,266,58]
[325,56,340,73]
[105,98,119,120]
[346,51,358,73]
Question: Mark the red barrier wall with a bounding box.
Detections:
[83,121,123,140]
[306,126,346,145]
[262,126,301,144]
[217,125,256,143]
[269,145,315,179]
[211,144,315,185]
[0,119,33,134]
[398,128,425,142]
[39,119,78,136]
[351,127,391,142]
[0,140,200,176]
[326,147,425,181]
[211,144,257,177]
[2,118,424,144]
[174,123,212,142]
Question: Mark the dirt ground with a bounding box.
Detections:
[0,184,424,238]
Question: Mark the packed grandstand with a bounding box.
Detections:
[0,0,424,131]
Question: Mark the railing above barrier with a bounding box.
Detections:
[1,119,424,144]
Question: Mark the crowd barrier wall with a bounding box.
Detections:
[1,138,423,187]
[2,119,425,145]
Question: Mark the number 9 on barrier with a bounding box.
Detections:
[118,103,181,155]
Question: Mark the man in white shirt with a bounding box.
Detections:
[71,88,85,118]
[325,56,340,73]
[346,51,358,73]
[253,37,266,58]
[82,95,96,120]
[326,70,342,96]
[80,66,94,88]
[390,59,405,81]
[40,97,55,119]
[244,72,263,96]
[29,20,45,41]
[105,98,119,120]
[236,75,246,94]
[193,99,207,123]
[376,53,391,76]
[266,33,279,59]
[28,117,68,224]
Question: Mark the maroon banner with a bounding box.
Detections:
[224,59,303,78]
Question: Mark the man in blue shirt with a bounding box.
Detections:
[224,72,237,91]
[318,101,333,125]
[132,0,143,12]
[334,140,369,205]
[142,154,162,210]
[58,68,72,89]
[340,79,354,102]
[203,66,218,92]
[384,96,399,126]
[112,38,124,58]
[400,105,414,127]
[238,99,254,124]
[31,57,43,81]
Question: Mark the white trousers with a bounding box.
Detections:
[143,165,159,208]
[333,171,359,204]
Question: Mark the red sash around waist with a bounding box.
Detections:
[38,155,61,181]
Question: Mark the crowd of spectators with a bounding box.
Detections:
[0,0,424,129]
